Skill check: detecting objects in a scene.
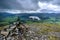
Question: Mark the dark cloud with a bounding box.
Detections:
[17,0,39,10]
[52,0,60,5]
[0,0,39,10]
[39,0,52,2]
[0,0,23,10]
[0,0,60,11]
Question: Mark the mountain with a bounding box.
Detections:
[0,12,60,21]
[0,12,60,26]
[0,12,15,21]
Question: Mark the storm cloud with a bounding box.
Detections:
[0,0,60,13]
[0,0,39,10]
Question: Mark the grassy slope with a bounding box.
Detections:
[26,21,60,40]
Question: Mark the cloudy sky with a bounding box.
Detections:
[0,0,60,13]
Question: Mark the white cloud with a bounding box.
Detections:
[0,9,41,14]
[38,1,60,13]
[0,9,22,14]
[6,10,21,14]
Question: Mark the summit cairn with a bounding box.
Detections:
[1,16,28,40]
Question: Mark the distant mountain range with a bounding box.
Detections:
[0,12,60,21]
